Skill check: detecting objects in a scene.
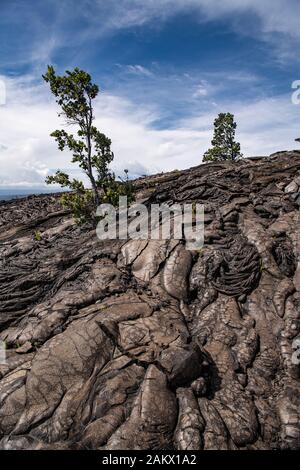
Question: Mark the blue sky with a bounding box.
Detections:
[0,0,300,187]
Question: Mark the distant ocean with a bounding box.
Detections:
[0,189,62,202]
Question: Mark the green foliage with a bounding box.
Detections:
[46,170,85,193]
[101,169,135,207]
[46,170,94,224]
[60,191,94,225]
[203,113,242,162]
[34,231,42,241]
[43,66,134,224]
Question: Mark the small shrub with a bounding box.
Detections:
[34,231,42,241]
[60,190,94,225]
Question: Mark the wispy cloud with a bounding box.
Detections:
[126,65,153,77]
[193,81,209,98]
[89,0,300,59]
[2,0,300,71]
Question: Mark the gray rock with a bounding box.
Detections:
[0,151,300,450]
[285,181,299,193]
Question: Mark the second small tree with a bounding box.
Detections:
[203,112,242,162]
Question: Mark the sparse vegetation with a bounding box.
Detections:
[34,230,42,241]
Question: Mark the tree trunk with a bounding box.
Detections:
[85,104,100,207]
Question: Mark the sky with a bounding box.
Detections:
[0,0,300,188]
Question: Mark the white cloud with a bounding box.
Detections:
[1,1,299,189]
[126,65,153,77]
[0,73,299,188]
[183,94,300,157]
[0,78,6,106]
[104,0,300,40]
[2,1,299,72]
[87,0,300,62]
[193,81,209,98]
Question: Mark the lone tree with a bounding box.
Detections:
[203,112,242,162]
[43,66,133,223]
